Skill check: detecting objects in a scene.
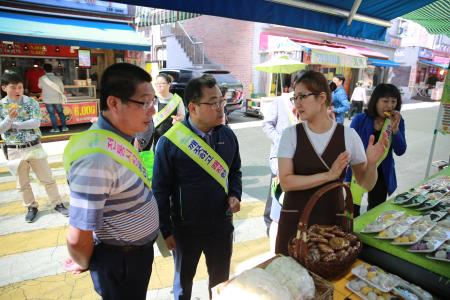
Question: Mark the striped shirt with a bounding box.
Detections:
[68,114,159,246]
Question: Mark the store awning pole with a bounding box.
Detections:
[347,0,362,26]
[268,0,391,27]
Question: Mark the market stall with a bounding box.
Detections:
[354,167,450,299]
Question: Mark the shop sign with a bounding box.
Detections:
[0,42,77,57]
[19,0,128,15]
[39,101,98,126]
[433,56,450,66]
[311,50,366,68]
[418,47,433,59]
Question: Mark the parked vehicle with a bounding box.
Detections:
[159,68,244,116]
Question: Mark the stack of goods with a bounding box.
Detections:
[361,209,450,262]
[213,256,333,300]
[347,263,433,300]
[304,224,361,264]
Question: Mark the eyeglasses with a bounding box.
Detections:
[290,92,320,104]
[126,97,156,110]
[198,100,227,110]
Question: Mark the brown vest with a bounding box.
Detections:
[275,122,346,255]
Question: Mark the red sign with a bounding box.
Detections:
[39,101,98,127]
[0,42,78,57]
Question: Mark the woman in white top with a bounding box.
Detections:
[348,80,367,120]
[274,71,387,255]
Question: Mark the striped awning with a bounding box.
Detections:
[402,0,450,37]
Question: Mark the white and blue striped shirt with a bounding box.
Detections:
[68,114,159,246]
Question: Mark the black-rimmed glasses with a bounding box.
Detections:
[290,92,320,104]
[126,97,156,110]
[198,100,227,110]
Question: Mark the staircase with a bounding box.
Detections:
[161,21,218,68]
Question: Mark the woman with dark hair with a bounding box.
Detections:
[345,83,406,217]
[275,71,387,255]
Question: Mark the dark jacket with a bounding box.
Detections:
[345,112,407,195]
[152,118,242,238]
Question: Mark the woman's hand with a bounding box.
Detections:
[327,151,350,181]
[390,110,401,134]
[366,133,388,166]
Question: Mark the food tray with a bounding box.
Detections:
[438,215,450,228]
[392,282,433,300]
[393,192,416,205]
[426,226,450,240]
[391,225,435,246]
[402,195,428,207]
[423,211,447,222]
[351,264,400,293]
[346,277,396,300]
[426,241,450,262]
[375,223,410,239]
[361,210,405,233]
[408,238,446,253]
[416,199,443,211]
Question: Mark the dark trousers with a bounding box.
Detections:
[354,169,388,218]
[45,104,66,130]
[89,242,155,300]
[173,223,234,300]
[349,101,363,119]
[368,169,388,210]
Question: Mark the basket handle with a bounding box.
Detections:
[297,181,354,259]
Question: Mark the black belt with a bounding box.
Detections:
[6,139,40,149]
[98,241,154,253]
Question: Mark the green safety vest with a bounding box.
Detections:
[164,122,230,194]
[153,94,182,128]
[350,118,392,205]
[63,129,151,189]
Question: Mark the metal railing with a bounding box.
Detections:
[173,21,205,65]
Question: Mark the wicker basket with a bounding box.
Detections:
[287,182,362,280]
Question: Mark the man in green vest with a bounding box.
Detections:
[152,74,242,300]
[63,63,159,300]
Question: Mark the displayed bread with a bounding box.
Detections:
[306,225,361,263]
[215,268,292,300]
[265,256,315,300]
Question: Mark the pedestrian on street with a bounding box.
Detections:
[262,92,299,252]
[152,74,242,299]
[38,63,69,133]
[346,84,406,217]
[348,80,367,120]
[0,72,68,223]
[275,71,387,255]
[63,63,160,300]
[332,74,350,124]
[153,73,185,147]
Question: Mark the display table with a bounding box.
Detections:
[354,168,450,298]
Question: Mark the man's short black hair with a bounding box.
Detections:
[366,83,402,117]
[100,63,152,111]
[1,71,23,86]
[184,74,217,106]
[43,63,53,73]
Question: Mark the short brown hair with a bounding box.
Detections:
[294,71,332,106]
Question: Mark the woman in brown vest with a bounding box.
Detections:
[275,71,388,255]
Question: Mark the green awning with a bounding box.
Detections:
[402,0,450,37]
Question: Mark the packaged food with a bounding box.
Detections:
[346,277,397,300]
[426,241,450,262]
[402,195,428,207]
[438,215,450,228]
[361,211,405,233]
[425,226,450,240]
[422,211,447,222]
[391,220,435,246]
[351,264,400,292]
[416,198,443,211]
[392,283,433,300]
[393,192,416,205]
[376,223,410,239]
[408,238,446,253]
